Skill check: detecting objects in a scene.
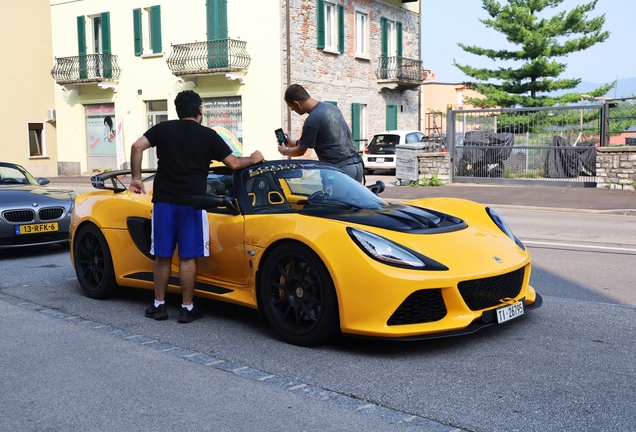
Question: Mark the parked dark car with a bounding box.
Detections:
[0,162,76,249]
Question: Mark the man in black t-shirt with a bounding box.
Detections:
[130,90,263,323]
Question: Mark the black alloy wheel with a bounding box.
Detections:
[73,224,118,299]
[259,243,339,346]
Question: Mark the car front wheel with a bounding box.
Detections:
[259,243,339,346]
[73,224,118,299]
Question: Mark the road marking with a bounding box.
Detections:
[524,240,636,253]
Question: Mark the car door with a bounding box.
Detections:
[192,169,249,289]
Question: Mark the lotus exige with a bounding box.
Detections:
[70,160,541,346]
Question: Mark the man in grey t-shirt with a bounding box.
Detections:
[278,84,363,182]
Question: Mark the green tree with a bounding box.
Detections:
[454,0,614,108]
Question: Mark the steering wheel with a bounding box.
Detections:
[306,190,327,202]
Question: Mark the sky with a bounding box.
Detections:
[420,0,635,85]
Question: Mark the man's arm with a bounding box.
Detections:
[129,136,151,194]
[221,150,264,170]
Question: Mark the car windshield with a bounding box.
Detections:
[370,134,400,147]
[0,163,37,185]
[241,162,387,212]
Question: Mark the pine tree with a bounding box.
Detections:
[454,0,614,108]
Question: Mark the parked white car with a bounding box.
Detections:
[362,130,426,174]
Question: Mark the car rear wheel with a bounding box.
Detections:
[73,224,118,299]
[259,243,339,346]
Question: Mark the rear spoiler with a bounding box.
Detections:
[90,169,157,193]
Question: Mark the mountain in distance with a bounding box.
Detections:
[568,77,636,99]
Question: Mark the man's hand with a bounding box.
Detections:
[129,179,146,194]
[250,150,265,163]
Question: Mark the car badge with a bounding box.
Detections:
[32,203,39,207]
[493,256,502,263]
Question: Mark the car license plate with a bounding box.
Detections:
[496,301,524,324]
[15,222,59,235]
[376,157,384,163]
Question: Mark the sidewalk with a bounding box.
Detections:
[49,175,636,215]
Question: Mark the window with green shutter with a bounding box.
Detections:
[396,22,402,57]
[351,103,361,140]
[133,6,162,56]
[317,0,342,53]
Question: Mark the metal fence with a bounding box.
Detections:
[447,105,604,186]
[605,97,636,146]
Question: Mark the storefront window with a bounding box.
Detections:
[202,96,243,156]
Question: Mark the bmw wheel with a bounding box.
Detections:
[259,243,339,346]
[73,224,118,299]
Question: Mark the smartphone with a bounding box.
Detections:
[274,128,287,145]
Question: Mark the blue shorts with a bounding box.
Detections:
[151,202,209,258]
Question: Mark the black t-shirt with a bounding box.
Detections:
[144,120,232,205]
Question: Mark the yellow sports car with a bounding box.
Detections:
[70,160,541,346]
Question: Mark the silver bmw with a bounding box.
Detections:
[0,162,77,249]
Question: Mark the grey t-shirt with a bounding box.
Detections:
[297,101,360,166]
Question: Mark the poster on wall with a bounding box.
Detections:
[86,104,116,156]
[202,97,243,156]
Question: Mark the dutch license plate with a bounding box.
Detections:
[376,157,384,163]
[496,301,524,324]
[15,222,59,235]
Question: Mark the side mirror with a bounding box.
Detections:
[192,193,240,215]
[367,180,385,195]
[37,177,51,186]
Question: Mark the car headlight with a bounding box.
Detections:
[486,208,525,250]
[347,228,448,270]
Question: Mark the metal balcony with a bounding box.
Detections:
[51,54,121,90]
[166,39,250,84]
[376,56,429,91]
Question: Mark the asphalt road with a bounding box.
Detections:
[1,209,635,431]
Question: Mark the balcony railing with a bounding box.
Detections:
[51,54,121,84]
[376,56,427,87]
[166,39,250,75]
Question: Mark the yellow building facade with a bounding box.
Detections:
[0,1,58,177]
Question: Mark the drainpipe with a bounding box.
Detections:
[286,0,291,134]
[418,1,422,132]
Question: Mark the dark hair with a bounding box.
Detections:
[104,116,113,128]
[284,84,311,104]
[174,90,202,119]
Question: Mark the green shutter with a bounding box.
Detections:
[77,16,86,55]
[380,18,388,79]
[101,12,111,54]
[381,18,387,57]
[396,22,403,57]
[101,12,112,78]
[151,6,162,53]
[77,16,87,79]
[207,0,227,41]
[317,0,325,49]
[386,105,398,130]
[326,101,337,106]
[351,103,361,141]
[133,9,142,56]
[337,4,344,53]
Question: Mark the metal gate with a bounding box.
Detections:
[447,105,605,187]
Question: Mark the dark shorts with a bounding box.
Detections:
[151,202,209,258]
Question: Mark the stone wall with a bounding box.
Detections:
[415,152,451,185]
[596,146,636,190]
